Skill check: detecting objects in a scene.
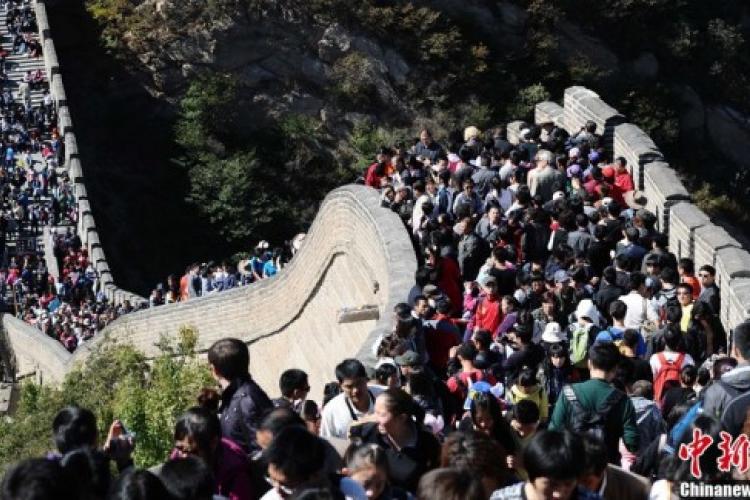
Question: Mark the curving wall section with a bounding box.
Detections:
[1,185,417,398]
[534,87,750,334]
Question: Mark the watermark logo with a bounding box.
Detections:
[678,429,750,478]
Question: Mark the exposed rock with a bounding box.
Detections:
[631,52,659,79]
[706,105,750,170]
[383,49,409,85]
[677,85,705,140]
[318,24,352,63]
[556,20,619,73]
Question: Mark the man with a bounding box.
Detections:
[476,205,502,243]
[615,227,647,270]
[642,233,677,273]
[471,153,496,197]
[676,283,694,333]
[320,359,382,439]
[528,149,565,203]
[703,321,750,430]
[578,434,650,500]
[549,343,639,464]
[422,298,461,374]
[612,157,635,207]
[457,216,489,282]
[413,128,444,164]
[207,338,273,455]
[273,368,310,414]
[618,272,659,330]
[465,274,502,340]
[697,264,720,316]
[593,267,623,322]
[567,213,593,256]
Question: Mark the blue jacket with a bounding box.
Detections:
[218,377,273,455]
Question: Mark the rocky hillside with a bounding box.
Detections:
[47,0,750,292]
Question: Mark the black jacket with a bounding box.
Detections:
[219,377,273,455]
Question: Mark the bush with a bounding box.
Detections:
[331,52,379,108]
[506,84,551,122]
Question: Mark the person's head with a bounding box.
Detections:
[732,321,750,362]
[456,342,478,365]
[631,380,654,399]
[256,407,306,450]
[441,431,508,493]
[52,406,97,454]
[207,338,249,382]
[664,304,682,325]
[578,434,608,491]
[713,356,738,379]
[523,430,585,500]
[680,364,698,388]
[698,265,716,286]
[629,271,646,294]
[622,329,640,351]
[279,369,310,401]
[535,149,553,168]
[540,291,555,315]
[472,329,492,352]
[516,368,539,393]
[266,427,325,498]
[416,468,485,500]
[676,283,693,306]
[420,128,433,147]
[344,444,390,500]
[173,407,221,462]
[548,342,569,368]
[335,359,369,406]
[413,295,430,318]
[588,342,621,378]
[609,300,627,323]
[108,469,172,500]
[467,391,517,456]
[301,400,322,435]
[160,456,214,500]
[0,458,74,500]
[374,363,400,388]
[501,295,518,315]
[510,399,540,438]
[374,388,424,437]
[678,258,694,276]
[663,325,684,353]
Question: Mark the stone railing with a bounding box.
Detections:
[1,185,417,397]
[33,0,146,307]
[533,87,750,333]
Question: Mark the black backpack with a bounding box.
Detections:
[562,384,625,442]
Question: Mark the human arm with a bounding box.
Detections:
[621,396,640,452]
[548,392,567,431]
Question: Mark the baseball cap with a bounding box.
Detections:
[394,351,421,367]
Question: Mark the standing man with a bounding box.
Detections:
[208,338,273,455]
[697,265,720,316]
[321,359,382,439]
[414,128,444,164]
[528,150,565,203]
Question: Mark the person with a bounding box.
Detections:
[441,430,511,494]
[618,272,659,331]
[675,283,694,334]
[273,369,310,413]
[659,364,697,420]
[465,274,502,339]
[109,469,172,500]
[677,258,700,301]
[541,342,582,410]
[460,390,518,459]
[264,426,366,500]
[649,326,693,404]
[696,264,719,315]
[446,342,497,402]
[490,430,600,500]
[349,388,441,492]
[620,329,652,383]
[0,458,76,500]
[578,434,650,500]
[528,150,565,203]
[703,321,750,435]
[549,343,639,464]
[302,400,322,436]
[506,368,548,424]
[413,129,444,164]
[169,407,253,500]
[207,338,273,455]
[321,359,382,440]
[344,443,411,500]
[627,380,665,458]
[502,321,545,384]
[508,400,541,453]
[417,468,486,500]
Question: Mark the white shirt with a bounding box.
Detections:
[260,477,366,500]
[320,387,383,439]
[619,291,659,330]
[650,351,694,376]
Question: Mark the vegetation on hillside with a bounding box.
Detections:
[0,328,212,470]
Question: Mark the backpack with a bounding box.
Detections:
[563,384,625,442]
[570,324,591,369]
[653,352,685,403]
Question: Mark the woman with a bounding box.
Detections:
[458,391,518,467]
[541,343,581,409]
[348,388,440,493]
[344,444,411,500]
[171,407,253,500]
[660,364,697,420]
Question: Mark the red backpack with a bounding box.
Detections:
[653,352,685,404]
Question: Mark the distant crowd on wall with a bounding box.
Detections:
[4,117,750,500]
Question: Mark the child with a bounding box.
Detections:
[507,368,548,423]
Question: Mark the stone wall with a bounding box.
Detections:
[2,185,417,398]
[535,87,750,334]
[34,0,146,307]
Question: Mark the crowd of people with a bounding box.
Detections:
[3,120,750,500]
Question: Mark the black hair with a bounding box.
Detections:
[629,271,646,290]
[279,369,309,398]
[60,448,112,499]
[52,406,98,454]
[109,469,173,500]
[322,382,341,407]
[517,368,538,387]
[609,300,627,321]
[265,427,325,485]
[588,342,621,372]
[523,430,585,481]
[733,321,750,360]
[469,392,517,454]
[678,258,694,274]
[696,367,711,387]
[660,267,677,284]
[174,407,221,456]
[0,458,74,500]
[511,399,540,424]
[622,329,640,349]
[415,267,432,287]
[698,265,715,277]
[375,363,398,386]
[335,359,367,382]
[581,434,608,476]
[676,282,693,297]
[665,305,682,325]
[680,364,698,386]
[456,342,478,362]
[259,407,306,437]
[159,456,215,500]
[207,338,249,380]
[472,330,492,350]
[440,431,508,484]
[417,468,485,500]
[663,325,684,352]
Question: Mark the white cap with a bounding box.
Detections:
[542,322,565,344]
